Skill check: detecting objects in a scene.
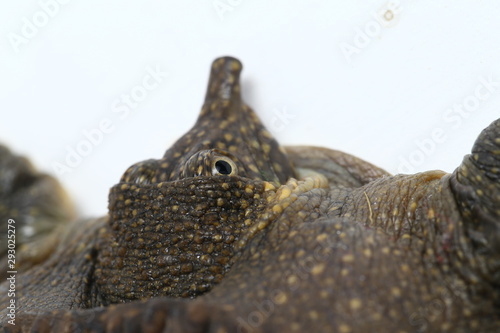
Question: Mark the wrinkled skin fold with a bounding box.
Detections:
[0,57,499,332]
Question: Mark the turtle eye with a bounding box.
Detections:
[212,156,238,176]
[215,160,232,174]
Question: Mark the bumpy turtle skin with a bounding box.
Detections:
[1,57,499,332]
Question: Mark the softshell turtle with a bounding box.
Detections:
[0,57,499,332]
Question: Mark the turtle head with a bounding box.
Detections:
[121,56,296,186]
[96,57,296,304]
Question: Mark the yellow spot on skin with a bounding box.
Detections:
[341,268,349,276]
[261,129,272,138]
[296,249,306,258]
[363,248,372,257]
[339,324,352,333]
[342,254,355,263]
[224,133,233,141]
[441,322,452,330]
[249,164,259,173]
[287,275,299,286]
[273,291,287,305]
[250,140,260,149]
[401,264,410,273]
[230,60,241,71]
[257,221,268,230]
[391,287,402,297]
[324,277,335,287]
[264,182,276,191]
[272,205,283,214]
[349,298,362,311]
[381,247,390,255]
[262,143,271,154]
[309,311,319,320]
[278,187,292,200]
[316,233,328,242]
[311,263,325,276]
[409,201,417,212]
[427,208,435,219]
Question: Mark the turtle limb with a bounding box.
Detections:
[450,118,500,305]
[284,145,390,188]
[3,298,243,333]
[0,145,76,278]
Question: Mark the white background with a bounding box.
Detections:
[1,0,499,218]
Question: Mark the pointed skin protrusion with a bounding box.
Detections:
[204,56,243,103]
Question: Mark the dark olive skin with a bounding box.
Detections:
[0,57,499,332]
